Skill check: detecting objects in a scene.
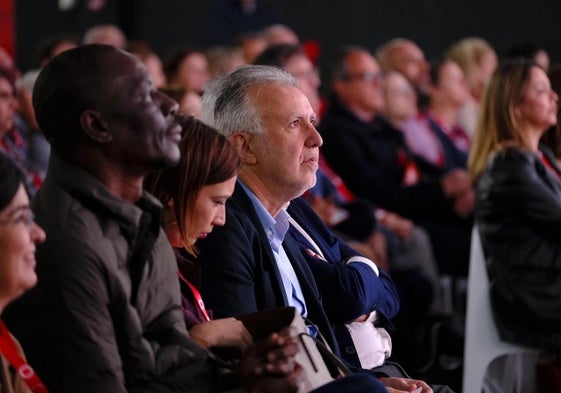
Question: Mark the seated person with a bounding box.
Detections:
[146,115,252,354]
[197,63,451,392]
[254,44,439,303]
[0,152,47,393]
[2,43,323,393]
[401,58,471,169]
[0,67,43,195]
[469,58,561,392]
[147,116,389,393]
[302,158,439,371]
[319,46,472,278]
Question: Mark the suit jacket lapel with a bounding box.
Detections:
[231,184,339,352]
[229,183,289,306]
[284,232,339,353]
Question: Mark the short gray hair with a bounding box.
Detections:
[201,65,297,137]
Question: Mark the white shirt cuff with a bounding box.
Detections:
[345,256,379,277]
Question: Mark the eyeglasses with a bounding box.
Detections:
[0,206,36,229]
[343,71,383,83]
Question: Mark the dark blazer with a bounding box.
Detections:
[476,146,561,351]
[320,96,474,277]
[287,197,399,367]
[286,197,399,323]
[319,96,454,222]
[196,182,340,355]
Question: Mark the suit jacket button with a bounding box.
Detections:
[345,346,356,354]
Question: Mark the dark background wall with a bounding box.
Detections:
[15,0,561,76]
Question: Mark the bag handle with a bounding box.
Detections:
[312,334,352,377]
[303,317,352,378]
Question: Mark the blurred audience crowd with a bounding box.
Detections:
[1,5,560,392]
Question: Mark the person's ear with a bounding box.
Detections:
[166,198,175,215]
[80,110,113,144]
[164,198,176,223]
[231,132,257,165]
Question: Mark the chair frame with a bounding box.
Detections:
[462,226,539,393]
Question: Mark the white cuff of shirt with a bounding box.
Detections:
[345,256,380,277]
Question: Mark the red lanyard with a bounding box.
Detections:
[0,319,49,393]
[178,272,211,322]
[539,151,561,180]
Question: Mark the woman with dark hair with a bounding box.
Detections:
[0,152,47,392]
[146,115,252,353]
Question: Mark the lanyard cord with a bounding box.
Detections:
[0,319,49,393]
[178,272,211,322]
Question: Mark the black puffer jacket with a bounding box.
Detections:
[476,146,561,351]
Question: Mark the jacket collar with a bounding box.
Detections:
[44,154,163,236]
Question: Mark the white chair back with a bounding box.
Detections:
[462,226,539,393]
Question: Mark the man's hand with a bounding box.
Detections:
[378,211,414,241]
[452,188,474,218]
[380,376,433,393]
[309,195,339,225]
[189,317,253,350]
[440,169,472,199]
[238,327,303,393]
[440,169,475,217]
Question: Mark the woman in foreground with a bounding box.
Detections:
[0,152,47,392]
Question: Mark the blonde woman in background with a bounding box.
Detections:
[469,58,560,393]
[446,37,498,138]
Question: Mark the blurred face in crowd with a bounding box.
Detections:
[0,184,46,310]
[471,49,498,101]
[142,53,167,89]
[177,52,210,94]
[240,36,268,64]
[264,24,299,45]
[383,71,417,124]
[284,53,321,114]
[390,42,430,94]
[85,26,126,49]
[0,76,16,134]
[334,50,385,118]
[432,60,471,109]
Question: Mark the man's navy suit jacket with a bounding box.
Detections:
[287,197,399,366]
[196,182,399,364]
